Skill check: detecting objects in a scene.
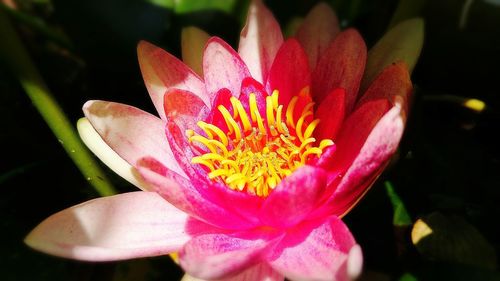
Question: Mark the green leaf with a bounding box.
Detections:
[385,181,412,226]
[411,212,497,270]
[398,273,418,281]
[144,0,175,9]
[174,0,237,14]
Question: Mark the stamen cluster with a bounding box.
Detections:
[187,89,333,196]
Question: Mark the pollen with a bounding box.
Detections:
[187,88,334,197]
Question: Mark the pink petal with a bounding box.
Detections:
[347,244,364,280]
[267,217,359,281]
[318,99,390,172]
[311,29,367,113]
[203,37,251,100]
[25,192,190,261]
[179,230,280,280]
[323,103,405,217]
[164,88,210,132]
[77,117,151,191]
[357,61,413,113]
[238,0,283,83]
[83,100,186,177]
[201,180,265,227]
[296,2,340,69]
[137,158,258,230]
[314,88,346,141]
[137,41,209,119]
[223,263,284,281]
[182,263,284,281]
[259,166,327,228]
[266,38,311,106]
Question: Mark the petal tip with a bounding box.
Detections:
[347,244,363,280]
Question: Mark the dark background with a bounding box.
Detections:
[1,0,500,280]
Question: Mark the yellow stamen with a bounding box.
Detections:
[271,90,279,110]
[188,89,334,197]
[218,105,242,140]
[303,119,320,140]
[231,97,252,132]
[286,96,298,129]
[266,96,275,129]
[197,121,228,146]
[249,93,259,122]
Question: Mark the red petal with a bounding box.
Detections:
[357,61,413,113]
[311,29,367,113]
[204,88,234,133]
[296,2,340,69]
[314,88,346,141]
[164,88,209,130]
[266,38,311,107]
[327,99,391,172]
[317,103,405,217]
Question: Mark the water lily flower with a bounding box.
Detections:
[25,1,422,280]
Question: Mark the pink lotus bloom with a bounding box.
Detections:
[26,1,422,280]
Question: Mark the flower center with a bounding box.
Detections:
[186,88,333,197]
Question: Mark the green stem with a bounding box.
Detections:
[0,8,116,196]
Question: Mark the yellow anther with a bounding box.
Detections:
[191,157,216,171]
[296,111,313,142]
[301,147,322,163]
[249,93,258,122]
[198,152,226,162]
[185,129,195,138]
[299,138,316,151]
[231,97,252,132]
[226,173,246,184]
[208,169,228,179]
[275,105,284,133]
[208,140,229,156]
[218,105,235,134]
[230,97,240,119]
[271,90,279,110]
[266,96,275,129]
[221,159,240,172]
[319,139,334,150]
[197,121,229,146]
[303,119,320,140]
[189,135,216,153]
[218,105,242,140]
[301,102,315,117]
[254,109,266,134]
[286,96,298,129]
